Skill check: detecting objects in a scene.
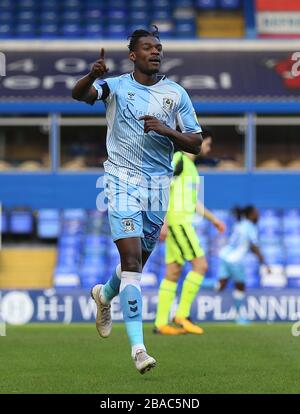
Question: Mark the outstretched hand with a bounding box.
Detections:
[89,48,109,79]
[139,115,169,135]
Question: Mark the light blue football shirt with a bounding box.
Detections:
[219,219,259,264]
[93,73,201,188]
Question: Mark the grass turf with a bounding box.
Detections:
[0,323,299,394]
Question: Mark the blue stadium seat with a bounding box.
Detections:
[219,0,240,9]
[17,11,37,23]
[128,0,148,11]
[106,24,127,39]
[151,10,171,21]
[37,209,61,239]
[196,0,218,9]
[0,209,8,234]
[79,265,103,287]
[62,11,81,24]
[9,209,34,234]
[259,209,282,228]
[84,9,104,22]
[151,0,172,11]
[108,0,127,8]
[63,0,82,8]
[173,0,194,7]
[0,24,13,38]
[261,245,286,265]
[54,265,80,287]
[83,24,104,38]
[39,23,59,38]
[40,11,58,23]
[283,234,300,248]
[107,9,127,22]
[63,209,87,221]
[0,11,13,24]
[15,23,36,38]
[283,209,300,234]
[18,0,37,8]
[0,0,15,13]
[40,0,60,7]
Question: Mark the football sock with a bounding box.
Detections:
[100,264,121,304]
[119,271,145,358]
[233,289,245,315]
[176,271,204,319]
[155,279,178,327]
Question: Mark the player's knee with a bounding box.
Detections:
[200,260,208,275]
[193,257,208,275]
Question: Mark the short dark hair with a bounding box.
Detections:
[233,205,256,221]
[128,25,160,52]
[201,127,213,140]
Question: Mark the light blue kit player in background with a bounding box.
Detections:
[215,205,271,324]
[72,26,203,374]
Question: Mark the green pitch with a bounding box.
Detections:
[1,323,299,394]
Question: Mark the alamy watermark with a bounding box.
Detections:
[0,298,6,337]
[291,313,300,337]
[0,52,6,77]
[291,52,300,78]
[95,173,205,215]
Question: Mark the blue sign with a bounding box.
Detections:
[0,51,299,102]
[1,288,300,324]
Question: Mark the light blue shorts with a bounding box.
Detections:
[104,174,169,252]
[218,259,246,283]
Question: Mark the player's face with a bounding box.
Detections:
[251,208,259,223]
[130,36,163,75]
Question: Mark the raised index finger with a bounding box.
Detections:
[100,48,105,60]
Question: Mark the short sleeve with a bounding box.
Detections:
[93,76,121,100]
[176,87,202,133]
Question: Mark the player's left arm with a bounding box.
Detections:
[196,202,226,233]
[250,244,271,273]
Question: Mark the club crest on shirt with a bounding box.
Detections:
[127,92,135,101]
[122,218,135,232]
[162,97,174,112]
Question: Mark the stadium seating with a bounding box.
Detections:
[0,0,247,39]
[2,207,300,289]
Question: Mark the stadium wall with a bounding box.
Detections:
[0,172,300,209]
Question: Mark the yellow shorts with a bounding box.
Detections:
[166,223,205,266]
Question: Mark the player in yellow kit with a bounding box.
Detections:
[154,130,226,335]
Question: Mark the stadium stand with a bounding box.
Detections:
[0,0,247,39]
[2,207,299,289]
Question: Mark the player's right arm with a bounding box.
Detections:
[72,48,109,105]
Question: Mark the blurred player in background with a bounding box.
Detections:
[72,26,202,373]
[154,130,226,335]
[215,205,271,324]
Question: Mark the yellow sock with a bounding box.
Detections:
[176,271,204,319]
[155,279,178,327]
